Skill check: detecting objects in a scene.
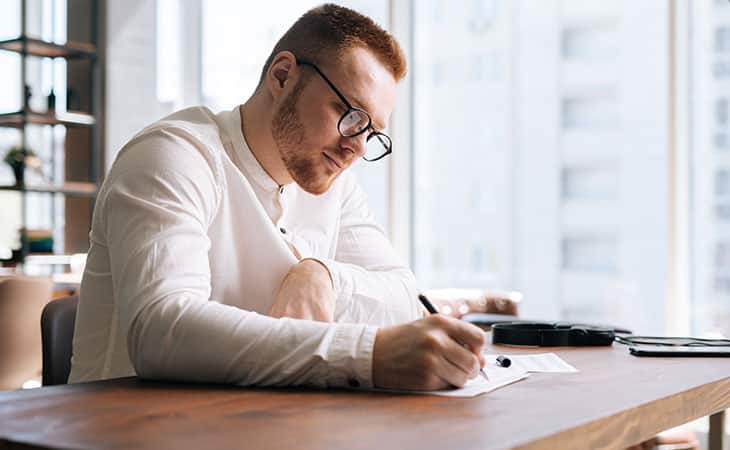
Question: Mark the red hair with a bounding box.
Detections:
[258,3,407,87]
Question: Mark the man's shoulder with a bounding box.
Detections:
[100,106,233,206]
[112,106,230,176]
[136,106,226,147]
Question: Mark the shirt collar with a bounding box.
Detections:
[225,105,284,193]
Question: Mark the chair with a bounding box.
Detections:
[41,295,78,386]
[0,276,53,390]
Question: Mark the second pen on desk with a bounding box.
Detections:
[417,294,489,382]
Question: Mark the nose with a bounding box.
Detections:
[340,133,368,159]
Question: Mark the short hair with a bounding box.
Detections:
[257,3,407,89]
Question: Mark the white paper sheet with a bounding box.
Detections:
[484,352,578,373]
[376,365,528,398]
[369,353,575,398]
[426,366,529,397]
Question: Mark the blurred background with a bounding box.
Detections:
[0,0,725,341]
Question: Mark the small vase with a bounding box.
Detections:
[11,165,25,187]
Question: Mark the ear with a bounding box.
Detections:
[265,51,298,100]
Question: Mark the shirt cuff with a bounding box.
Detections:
[325,323,378,389]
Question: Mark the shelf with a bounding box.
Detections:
[0,110,96,128]
[0,181,97,197]
[4,2,101,266]
[24,254,75,265]
[0,36,96,59]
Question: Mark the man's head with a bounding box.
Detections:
[255,4,406,195]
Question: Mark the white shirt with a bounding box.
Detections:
[69,106,422,388]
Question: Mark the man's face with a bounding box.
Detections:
[271,47,397,195]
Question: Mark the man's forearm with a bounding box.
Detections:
[127,294,377,388]
[320,258,423,326]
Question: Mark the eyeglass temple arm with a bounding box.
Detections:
[296,59,354,110]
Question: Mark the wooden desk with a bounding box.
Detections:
[0,343,728,450]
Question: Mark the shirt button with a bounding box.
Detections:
[348,378,360,388]
[279,227,286,234]
[279,186,285,194]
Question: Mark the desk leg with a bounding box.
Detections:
[709,410,726,450]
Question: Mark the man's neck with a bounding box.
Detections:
[239,96,292,186]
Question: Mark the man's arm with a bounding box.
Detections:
[105,129,375,388]
[320,175,423,326]
[105,129,482,391]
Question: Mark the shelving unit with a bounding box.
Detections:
[0,0,101,268]
[0,181,97,197]
[0,110,96,128]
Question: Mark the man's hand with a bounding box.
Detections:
[268,259,335,322]
[372,315,486,390]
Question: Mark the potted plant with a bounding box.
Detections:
[3,146,41,187]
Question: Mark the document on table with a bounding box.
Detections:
[426,365,528,397]
[484,352,579,373]
[372,353,575,398]
[376,365,528,398]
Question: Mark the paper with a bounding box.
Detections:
[426,366,528,397]
[377,365,528,398]
[370,353,574,398]
[484,352,578,373]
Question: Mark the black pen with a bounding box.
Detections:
[418,294,489,382]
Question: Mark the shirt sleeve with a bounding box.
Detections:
[318,175,423,326]
[103,128,377,388]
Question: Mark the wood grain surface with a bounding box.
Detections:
[0,341,728,450]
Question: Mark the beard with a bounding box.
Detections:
[271,80,336,195]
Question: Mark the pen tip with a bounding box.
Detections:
[480,369,489,381]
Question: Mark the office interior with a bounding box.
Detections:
[0,1,727,449]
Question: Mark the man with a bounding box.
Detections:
[69,3,486,391]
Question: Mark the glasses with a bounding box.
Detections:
[296,59,392,162]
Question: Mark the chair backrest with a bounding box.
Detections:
[0,276,53,390]
[41,295,78,386]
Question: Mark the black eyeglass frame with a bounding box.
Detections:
[296,58,392,162]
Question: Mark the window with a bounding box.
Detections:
[561,166,617,201]
[100,0,725,338]
[716,98,728,125]
[715,26,730,53]
[412,0,669,332]
[715,242,730,267]
[715,133,730,150]
[713,276,730,295]
[562,25,616,60]
[0,0,65,256]
[693,1,730,337]
[716,169,730,196]
[714,60,730,78]
[562,93,618,129]
[562,235,617,272]
[717,204,730,221]
[155,0,182,105]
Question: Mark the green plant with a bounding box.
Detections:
[4,146,41,170]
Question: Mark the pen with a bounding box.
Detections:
[418,294,489,382]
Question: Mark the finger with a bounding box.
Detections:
[435,353,471,388]
[437,317,486,353]
[440,336,480,377]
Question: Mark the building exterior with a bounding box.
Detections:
[413,0,671,334]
